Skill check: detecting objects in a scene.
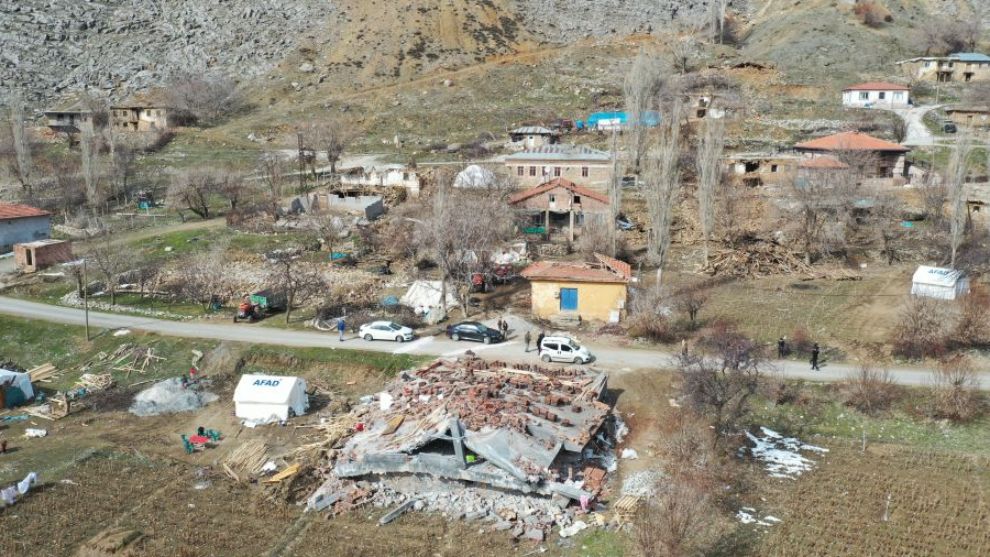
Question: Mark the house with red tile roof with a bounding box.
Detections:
[842,82,910,109]
[0,203,52,254]
[794,131,910,179]
[521,253,631,322]
[509,178,610,241]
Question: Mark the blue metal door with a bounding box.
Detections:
[560,288,578,311]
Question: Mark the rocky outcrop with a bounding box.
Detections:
[0,1,334,104]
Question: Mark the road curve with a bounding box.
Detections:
[0,296,984,389]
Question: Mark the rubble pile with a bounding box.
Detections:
[306,357,627,538]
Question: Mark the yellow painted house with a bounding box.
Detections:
[521,253,631,323]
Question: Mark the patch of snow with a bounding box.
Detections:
[113,329,131,337]
[621,448,639,460]
[559,520,588,538]
[737,509,756,524]
[744,427,828,479]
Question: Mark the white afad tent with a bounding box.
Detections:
[233,374,308,423]
[911,266,970,300]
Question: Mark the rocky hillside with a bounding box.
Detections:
[2,0,988,108]
[1,0,745,105]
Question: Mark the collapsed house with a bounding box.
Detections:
[308,358,623,533]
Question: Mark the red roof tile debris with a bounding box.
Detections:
[794,131,909,153]
[521,255,631,284]
[843,81,910,92]
[509,178,609,205]
[0,203,50,220]
[594,253,632,279]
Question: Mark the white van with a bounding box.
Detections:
[539,336,593,364]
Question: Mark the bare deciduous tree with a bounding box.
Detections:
[168,169,217,220]
[695,117,724,262]
[172,241,236,309]
[930,355,983,422]
[676,289,708,327]
[79,125,102,210]
[709,0,729,44]
[891,296,948,360]
[416,169,515,316]
[623,51,666,174]
[947,135,973,268]
[258,154,287,223]
[679,326,763,447]
[635,481,716,557]
[166,73,244,126]
[606,129,623,257]
[644,98,683,276]
[788,160,861,264]
[316,118,352,174]
[7,95,34,195]
[267,254,328,324]
[89,233,133,306]
[216,171,249,212]
[844,361,899,415]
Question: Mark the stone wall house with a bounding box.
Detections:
[508,126,559,150]
[521,253,631,323]
[897,53,990,82]
[339,164,421,197]
[841,82,910,109]
[13,239,73,273]
[110,91,173,132]
[509,178,610,241]
[945,105,990,129]
[724,153,800,187]
[0,203,51,254]
[505,145,612,191]
[794,131,910,180]
[44,98,94,135]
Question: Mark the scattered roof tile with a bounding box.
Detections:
[521,257,630,284]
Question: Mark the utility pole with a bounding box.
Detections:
[83,259,90,342]
[296,131,306,192]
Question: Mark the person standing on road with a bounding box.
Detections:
[778,337,787,358]
[500,318,509,337]
[524,330,532,353]
[810,343,821,371]
[536,331,545,354]
[337,317,346,342]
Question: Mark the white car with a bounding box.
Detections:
[359,321,414,342]
[539,336,593,364]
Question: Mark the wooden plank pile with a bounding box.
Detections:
[702,239,813,278]
[109,345,166,376]
[76,373,115,391]
[223,439,269,482]
[27,362,59,383]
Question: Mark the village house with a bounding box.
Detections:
[44,98,94,135]
[897,52,990,82]
[339,164,421,197]
[505,144,612,191]
[794,131,910,179]
[110,92,174,132]
[686,92,729,121]
[508,126,559,150]
[509,178,610,241]
[0,203,51,254]
[724,153,800,187]
[945,105,990,129]
[841,82,910,109]
[521,253,631,323]
[13,239,73,273]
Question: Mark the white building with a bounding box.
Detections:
[339,164,421,197]
[508,126,558,150]
[842,82,910,109]
[911,266,970,300]
[233,374,309,423]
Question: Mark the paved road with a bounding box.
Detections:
[1,296,982,388]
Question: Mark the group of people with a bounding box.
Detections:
[523,329,546,353]
[777,337,822,371]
